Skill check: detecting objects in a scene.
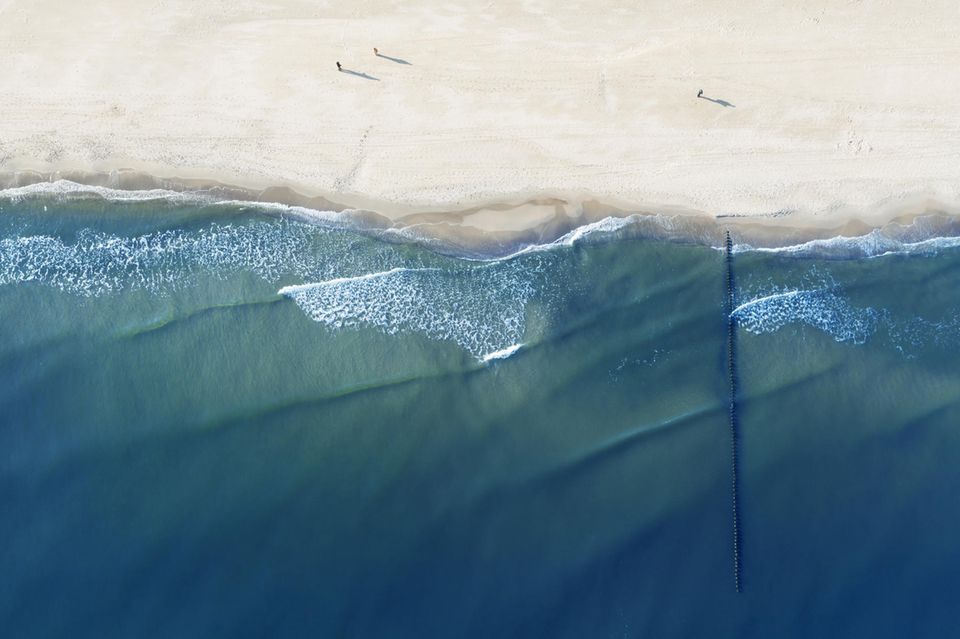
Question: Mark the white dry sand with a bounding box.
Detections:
[1,0,960,234]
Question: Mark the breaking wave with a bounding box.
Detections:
[733,228,960,259]
[732,272,960,354]
[0,220,405,296]
[0,180,205,204]
[3,183,959,360]
[0,188,574,360]
[732,288,881,345]
[279,266,538,360]
[480,343,524,363]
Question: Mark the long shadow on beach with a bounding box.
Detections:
[377,54,411,65]
[700,95,735,108]
[342,69,380,81]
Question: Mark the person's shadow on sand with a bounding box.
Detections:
[342,68,380,81]
[699,94,735,108]
[376,53,411,65]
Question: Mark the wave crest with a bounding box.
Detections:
[733,228,960,259]
[278,265,537,360]
[732,288,881,344]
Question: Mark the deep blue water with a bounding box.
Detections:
[2,188,959,637]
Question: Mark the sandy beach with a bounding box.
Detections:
[2,0,960,236]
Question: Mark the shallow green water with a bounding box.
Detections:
[1,194,959,637]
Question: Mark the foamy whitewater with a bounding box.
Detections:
[733,285,881,345]
[278,266,535,359]
[2,182,958,360]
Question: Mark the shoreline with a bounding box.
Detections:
[3,170,960,259]
[3,1,960,249]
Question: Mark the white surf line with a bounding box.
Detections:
[732,233,960,258]
[458,214,645,264]
[730,289,811,317]
[0,179,205,203]
[210,199,363,227]
[479,343,524,364]
[277,267,441,296]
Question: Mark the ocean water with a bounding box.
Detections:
[2,186,959,637]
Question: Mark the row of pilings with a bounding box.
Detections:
[725,230,743,593]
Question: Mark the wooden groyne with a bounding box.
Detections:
[725,230,743,593]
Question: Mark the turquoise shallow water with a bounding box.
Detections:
[1,191,959,637]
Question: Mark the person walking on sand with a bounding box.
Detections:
[336,61,342,71]
[697,89,703,98]
[373,47,379,56]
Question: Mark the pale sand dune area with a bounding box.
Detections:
[1,0,960,235]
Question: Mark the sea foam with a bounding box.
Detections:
[480,343,524,363]
[278,264,537,360]
[0,180,205,204]
[732,287,881,345]
[731,269,960,355]
[3,186,957,360]
[0,221,345,295]
[733,229,960,259]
